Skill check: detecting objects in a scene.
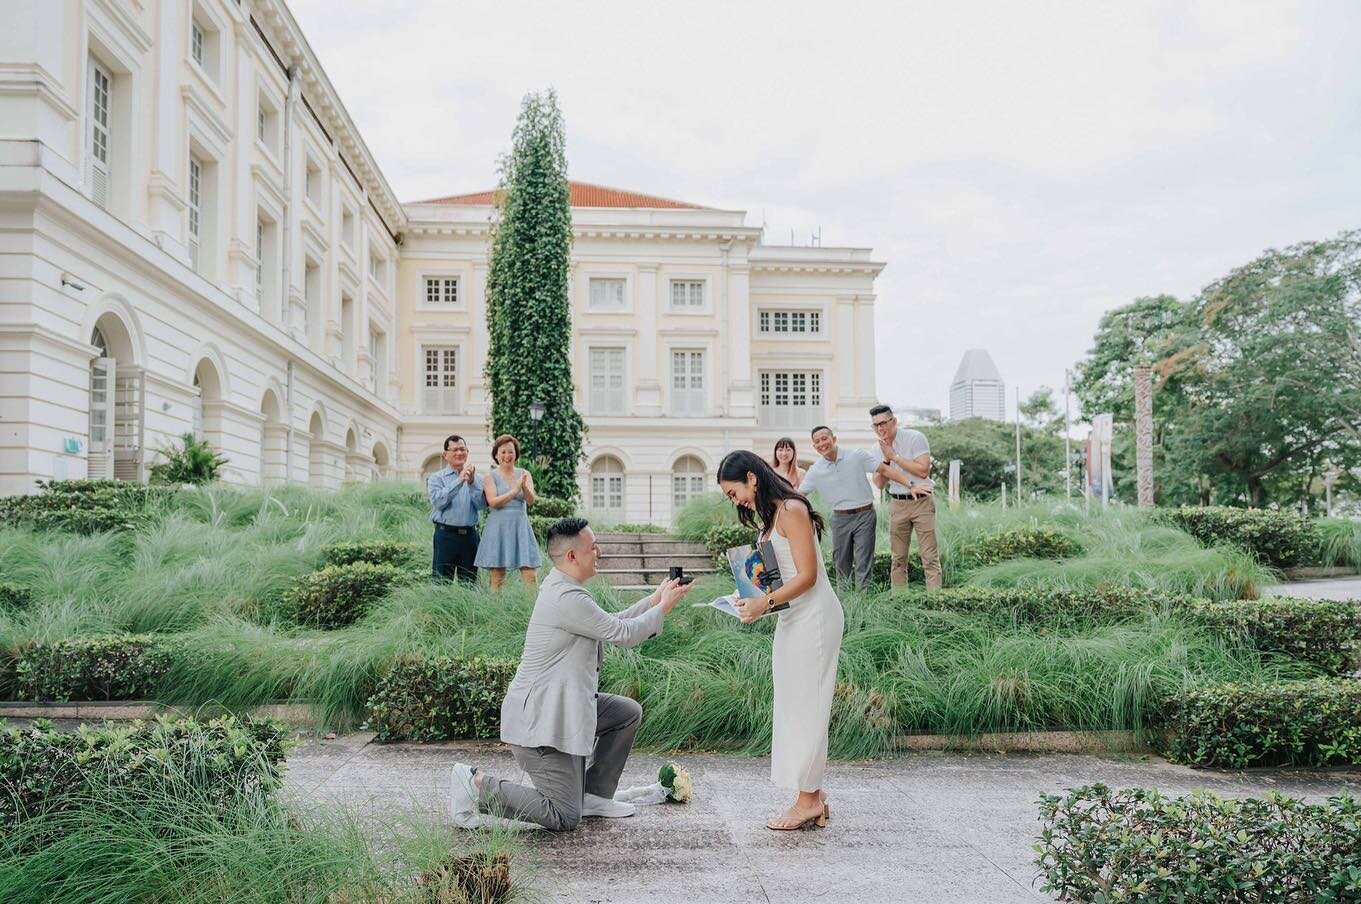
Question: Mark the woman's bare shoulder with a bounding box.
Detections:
[780,497,810,517]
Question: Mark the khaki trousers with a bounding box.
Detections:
[889,495,942,590]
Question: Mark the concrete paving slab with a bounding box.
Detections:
[284,738,1361,903]
[1267,576,1361,600]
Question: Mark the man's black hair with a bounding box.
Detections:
[868,404,893,418]
[810,425,833,438]
[443,434,466,451]
[545,517,590,558]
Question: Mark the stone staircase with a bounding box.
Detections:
[594,532,719,590]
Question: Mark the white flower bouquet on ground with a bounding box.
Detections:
[614,762,693,805]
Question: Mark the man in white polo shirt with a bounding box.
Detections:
[799,425,916,590]
[869,404,942,590]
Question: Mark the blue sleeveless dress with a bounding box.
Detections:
[473,468,542,570]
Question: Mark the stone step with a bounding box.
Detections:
[598,540,709,557]
[596,554,716,572]
[596,567,726,587]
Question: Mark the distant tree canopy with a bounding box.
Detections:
[921,418,1069,502]
[1073,230,1361,509]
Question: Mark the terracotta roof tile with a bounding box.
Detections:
[415,180,707,209]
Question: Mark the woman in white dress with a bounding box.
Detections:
[717,450,845,831]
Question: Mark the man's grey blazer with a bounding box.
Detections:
[500,568,664,757]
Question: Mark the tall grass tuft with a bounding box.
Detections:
[1314,518,1361,570]
[0,777,525,904]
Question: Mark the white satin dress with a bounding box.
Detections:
[765,502,845,792]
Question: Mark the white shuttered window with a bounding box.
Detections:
[422,347,458,413]
[589,348,626,415]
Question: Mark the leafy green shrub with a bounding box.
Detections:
[147,434,228,485]
[1161,678,1361,768]
[283,563,412,629]
[319,539,420,569]
[957,526,1080,566]
[703,522,756,565]
[529,514,557,542]
[0,714,291,829]
[1187,597,1360,674]
[0,582,31,610]
[1036,784,1361,903]
[1162,505,1318,569]
[606,523,667,534]
[0,480,163,534]
[15,634,172,702]
[674,492,739,541]
[531,495,575,519]
[366,654,519,743]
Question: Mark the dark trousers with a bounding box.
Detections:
[831,507,877,590]
[433,525,479,583]
[477,694,642,832]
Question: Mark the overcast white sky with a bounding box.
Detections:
[291,0,1361,417]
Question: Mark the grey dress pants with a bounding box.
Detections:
[831,507,877,590]
[477,692,642,831]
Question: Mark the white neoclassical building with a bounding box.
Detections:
[1,1,887,526]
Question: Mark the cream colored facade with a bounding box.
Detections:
[1,0,887,526]
[1,0,404,493]
[398,197,884,525]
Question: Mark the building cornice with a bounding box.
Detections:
[0,64,79,122]
[249,0,407,236]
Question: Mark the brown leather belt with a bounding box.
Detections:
[834,503,874,515]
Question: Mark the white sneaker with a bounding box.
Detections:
[449,763,480,829]
[582,793,635,818]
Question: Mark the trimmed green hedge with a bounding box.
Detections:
[1036,784,1361,903]
[1187,597,1360,675]
[1162,505,1317,570]
[366,654,519,743]
[704,523,756,565]
[957,526,1080,566]
[0,714,291,829]
[530,496,575,519]
[0,480,164,534]
[890,588,1360,672]
[1160,679,1361,768]
[319,539,420,569]
[891,586,1168,626]
[283,562,412,629]
[15,634,172,702]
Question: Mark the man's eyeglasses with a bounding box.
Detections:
[871,419,893,429]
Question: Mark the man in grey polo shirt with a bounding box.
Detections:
[799,425,916,590]
[870,404,942,590]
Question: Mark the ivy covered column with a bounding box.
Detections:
[484,90,585,501]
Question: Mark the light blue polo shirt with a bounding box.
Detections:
[798,446,878,510]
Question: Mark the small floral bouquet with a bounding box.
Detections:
[613,762,693,806]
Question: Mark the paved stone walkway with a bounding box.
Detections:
[285,736,1361,904]
[1268,576,1361,600]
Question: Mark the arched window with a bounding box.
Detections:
[672,455,706,511]
[589,456,626,522]
[420,454,444,481]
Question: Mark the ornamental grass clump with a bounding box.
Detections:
[1035,784,1361,903]
[284,562,413,629]
[0,480,163,534]
[0,582,29,611]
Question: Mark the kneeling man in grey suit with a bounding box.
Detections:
[449,517,693,830]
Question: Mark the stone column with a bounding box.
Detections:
[147,0,189,260]
[836,294,856,418]
[227,17,258,310]
[635,264,661,415]
[468,260,490,415]
[726,262,754,417]
[855,294,878,406]
[1134,365,1154,507]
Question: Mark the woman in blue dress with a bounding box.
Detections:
[475,434,542,590]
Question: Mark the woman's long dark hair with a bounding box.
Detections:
[717,450,824,540]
